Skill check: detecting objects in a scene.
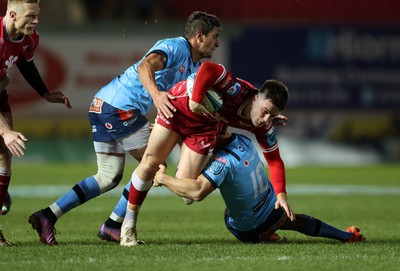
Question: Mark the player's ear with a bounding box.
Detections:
[10,11,17,20]
[195,30,203,42]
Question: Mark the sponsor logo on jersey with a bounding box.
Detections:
[118,109,134,121]
[89,98,103,113]
[5,55,18,68]
[244,160,249,167]
[226,81,241,96]
[91,125,97,133]
[123,117,138,126]
[199,140,211,149]
[105,123,113,129]
[209,157,226,175]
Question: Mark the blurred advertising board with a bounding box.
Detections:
[230,25,400,110]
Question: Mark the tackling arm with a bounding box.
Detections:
[153,164,214,201]
[137,52,175,119]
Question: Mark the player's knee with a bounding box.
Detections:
[140,156,162,176]
[95,153,125,193]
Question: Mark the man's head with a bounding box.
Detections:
[183,11,222,61]
[6,0,40,37]
[249,79,289,128]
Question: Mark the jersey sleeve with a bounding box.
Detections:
[191,62,225,103]
[146,38,185,69]
[254,125,287,195]
[202,155,231,189]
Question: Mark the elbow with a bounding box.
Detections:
[191,191,207,202]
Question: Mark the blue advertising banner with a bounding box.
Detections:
[230,26,400,109]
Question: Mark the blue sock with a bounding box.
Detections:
[111,181,131,218]
[318,221,352,242]
[296,214,352,242]
[55,176,100,214]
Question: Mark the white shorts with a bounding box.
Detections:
[93,122,150,153]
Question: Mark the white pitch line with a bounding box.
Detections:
[7,184,400,198]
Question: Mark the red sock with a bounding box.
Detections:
[128,181,150,206]
[0,174,11,206]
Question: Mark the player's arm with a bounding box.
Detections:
[264,148,295,221]
[255,129,295,221]
[16,59,71,108]
[189,62,225,114]
[153,164,214,201]
[137,52,176,119]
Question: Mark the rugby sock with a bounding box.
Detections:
[127,171,152,206]
[123,208,139,228]
[295,214,352,241]
[106,181,131,225]
[318,221,353,242]
[0,173,11,208]
[52,176,101,216]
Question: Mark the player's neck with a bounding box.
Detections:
[241,98,253,119]
[4,17,22,40]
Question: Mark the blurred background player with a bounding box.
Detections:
[28,11,221,245]
[153,129,366,244]
[0,0,71,246]
[120,62,293,246]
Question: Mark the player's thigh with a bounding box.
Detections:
[175,143,210,179]
[116,122,150,162]
[137,124,180,179]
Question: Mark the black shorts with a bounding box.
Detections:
[0,90,11,113]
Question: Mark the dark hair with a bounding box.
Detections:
[183,11,222,39]
[258,79,289,111]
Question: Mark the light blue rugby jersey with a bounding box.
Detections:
[203,134,277,232]
[95,37,200,114]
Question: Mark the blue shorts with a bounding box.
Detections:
[88,98,148,142]
[224,207,286,243]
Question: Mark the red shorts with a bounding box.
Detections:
[156,88,223,156]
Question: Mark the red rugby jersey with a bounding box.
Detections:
[0,17,39,78]
[191,62,287,195]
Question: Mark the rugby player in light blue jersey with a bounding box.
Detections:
[153,129,366,243]
[28,11,221,245]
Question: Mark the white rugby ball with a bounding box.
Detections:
[186,73,223,112]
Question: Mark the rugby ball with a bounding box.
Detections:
[186,73,223,112]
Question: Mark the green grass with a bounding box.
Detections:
[1,163,400,271]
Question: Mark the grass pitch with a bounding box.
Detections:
[1,163,400,271]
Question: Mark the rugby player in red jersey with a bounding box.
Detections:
[0,0,70,246]
[120,61,293,246]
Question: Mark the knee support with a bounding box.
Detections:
[93,153,125,193]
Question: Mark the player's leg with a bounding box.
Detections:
[28,140,125,245]
[121,124,180,246]
[175,141,214,204]
[28,100,129,245]
[98,123,150,242]
[280,213,365,242]
[0,110,12,246]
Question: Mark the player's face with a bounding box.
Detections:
[13,3,40,36]
[198,27,220,59]
[250,95,281,127]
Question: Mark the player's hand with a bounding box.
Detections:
[43,92,72,109]
[275,193,295,221]
[2,130,28,157]
[272,114,288,126]
[153,92,176,119]
[153,164,167,187]
[189,99,211,116]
